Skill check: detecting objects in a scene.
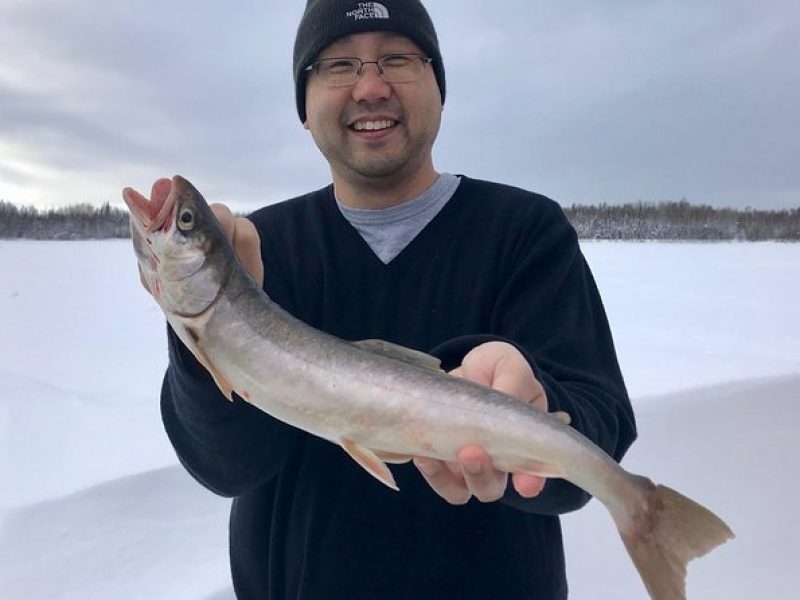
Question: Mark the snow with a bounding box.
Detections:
[586,241,800,398]
[1,239,798,599]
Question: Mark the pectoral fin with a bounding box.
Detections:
[197,351,236,402]
[340,438,399,491]
[178,324,235,402]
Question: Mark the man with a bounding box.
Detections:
[160,1,636,598]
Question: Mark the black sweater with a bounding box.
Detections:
[161,176,636,599]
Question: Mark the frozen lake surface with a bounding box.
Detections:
[1,239,798,599]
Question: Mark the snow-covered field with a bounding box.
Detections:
[1,240,798,599]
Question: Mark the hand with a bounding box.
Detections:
[414,341,548,504]
[209,204,264,288]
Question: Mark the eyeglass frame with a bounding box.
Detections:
[304,53,434,87]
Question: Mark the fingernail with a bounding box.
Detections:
[415,459,439,476]
[523,479,545,498]
[463,460,482,475]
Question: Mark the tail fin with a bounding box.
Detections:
[614,478,734,600]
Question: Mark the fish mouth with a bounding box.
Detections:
[122,176,180,232]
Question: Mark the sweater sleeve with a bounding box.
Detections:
[159,215,300,498]
[430,199,636,515]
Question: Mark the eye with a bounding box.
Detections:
[322,58,358,75]
[381,54,413,68]
[177,207,196,231]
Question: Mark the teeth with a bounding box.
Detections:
[353,120,395,131]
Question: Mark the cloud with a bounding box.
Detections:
[0,0,798,209]
[432,0,800,206]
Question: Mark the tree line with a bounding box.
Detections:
[0,201,130,239]
[1,198,798,241]
[564,200,800,241]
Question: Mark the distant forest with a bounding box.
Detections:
[1,199,798,241]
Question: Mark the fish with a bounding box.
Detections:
[123,175,734,600]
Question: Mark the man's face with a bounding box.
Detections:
[304,32,443,186]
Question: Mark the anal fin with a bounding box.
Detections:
[374,450,414,464]
[340,439,399,491]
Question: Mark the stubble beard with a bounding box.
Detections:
[328,123,438,191]
[346,137,414,181]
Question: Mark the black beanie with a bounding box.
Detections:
[293,0,446,122]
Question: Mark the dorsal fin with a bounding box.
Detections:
[353,339,442,372]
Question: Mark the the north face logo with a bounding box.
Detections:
[346,2,390,20]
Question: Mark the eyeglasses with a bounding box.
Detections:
[305,53,433,87]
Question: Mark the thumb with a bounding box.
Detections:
[231,217,264,288]
[210,203,264,288]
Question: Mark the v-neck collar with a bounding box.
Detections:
[322,176,469,270]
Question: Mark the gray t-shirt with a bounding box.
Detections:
[336,173,461,264]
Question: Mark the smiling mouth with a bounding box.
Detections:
[350,119,398,132]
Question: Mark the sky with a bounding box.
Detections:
[1,0,798,211]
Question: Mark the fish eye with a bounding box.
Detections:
[177,207,195,231]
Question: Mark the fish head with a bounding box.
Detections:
[122,175,234,317]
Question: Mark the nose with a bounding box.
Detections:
[351,63,392,104]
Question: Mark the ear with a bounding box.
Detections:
[303,119,310,130]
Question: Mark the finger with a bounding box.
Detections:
[484,349,548,411]
[210,203,235,241]
[457,357,494,387]
[491,361,532,400]
[493,367,547,410]
[209,204,263,287]
[413,458,471,505]
[457,445,507,503]
[231,217,264,288]
[511,472,546,498]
